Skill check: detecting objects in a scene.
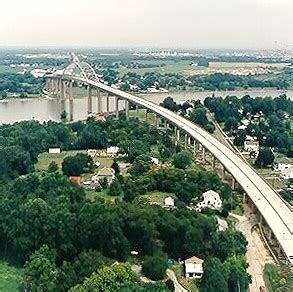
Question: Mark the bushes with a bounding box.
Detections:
[142,255,167,281]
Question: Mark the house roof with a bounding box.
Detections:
[203,190,221,201]
[185,256,204,265]
[97,167,115,176]
[281,166,293,176]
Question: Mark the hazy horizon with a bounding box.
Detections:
[0,0,292,49]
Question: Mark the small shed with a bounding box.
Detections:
[184,256,204,278]
[48,148,61,154]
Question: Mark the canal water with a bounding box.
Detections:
[0,89,292,125]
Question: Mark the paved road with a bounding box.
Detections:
[232,213,273,292]
[166,269,187,292]
[48,74,293,264]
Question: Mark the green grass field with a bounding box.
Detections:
[0,260,23,292]
[141,191,176,205]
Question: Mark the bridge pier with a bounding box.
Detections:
[125,100,129,119]
[145,109,148,122]
[155,115,159,128]
[106,93,110,116]
[97,89,102,114]
[193,140,197,155]
[202,147,206,163]
[87,86,92,114]
[175,128,180,146]
[184,134,188,149]
[115,96,119,119]
[212,156,216,169]
[69,81,74,121]
[136,104,139,119]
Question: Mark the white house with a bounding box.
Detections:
[244,140,259,154]
[184,256,204,278]
[106,146,119,157]
[91,167,115,185]
[48,148,61,154]
[151,157,160,166]
[196,190,222,212]
[280,166,293,180]
[164,196,175,208]
[274,157,293,172]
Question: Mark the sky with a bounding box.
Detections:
[0,0,292,49]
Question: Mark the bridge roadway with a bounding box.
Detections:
[54,74,293,264]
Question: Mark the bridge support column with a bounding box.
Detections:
[193,140,197,155]
[184,134,188,149]
[87,86,92,114]
[69,81,74,122]
[106,93,110,116]
[136,104,139,119]
[175,128,180,146]
[155,115,159,128]
[97,89,101,114]
[145,109,148,122]
[115,96,119,119]
[187,136,191,146]
[231,177,236,190]
[125,100,129,119]
[212,156,216,169]
[61,80,66,114]
[164,120,168,129]
[202,147,206,163]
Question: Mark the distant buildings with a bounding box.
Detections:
[87,149,97,158]
[274,157,293,172]
[196,190,222,212]
[184,256,204,278]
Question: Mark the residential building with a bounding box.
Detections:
[196,190,222,212]
[184,256,204,278]
[274,157,293,172]
[69,176,81,186]
[91,167,115,185]
[164,196,175,208]
[106,146,119,157]
[48,148,61,154]
[280,166,293,180]
[244,139,259,154]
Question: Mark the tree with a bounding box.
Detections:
[111,159,120,175]
[234,130,246,147]
[48,161,58,172]
[108,178,123,196]
[223,256,251,292]
[61,110,67,122]
[128,154,151,176]
[99,177,108,189]
[70,263,138,291]
[62,153,93,176]
[172,151,193,169]
[255,147,275,168]
[160,97,179,112]
[23,245,59,291]
[142,255,167,281]
[201,257,228,292]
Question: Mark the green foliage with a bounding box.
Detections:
[142,255,167,281]
[197,58,210,67]
[108,178,123,196]
[62,153,93,176]
[111,159,120,175]
[201,257,228,292]
[172,151,193,169]
[121,281,171,291]
[255,147,275,168]
[23,245,59,291]
[129,154,151,176]
[223,256,252,292]
[70,263,137,291]
[48,161,58,173]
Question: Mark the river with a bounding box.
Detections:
[0,89,292,125]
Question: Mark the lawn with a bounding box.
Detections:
[263,263,293,292]
[141,191,176,205]
[35,150,87,171]
[0,260,23,292]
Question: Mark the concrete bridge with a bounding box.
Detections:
[45,53,293,265]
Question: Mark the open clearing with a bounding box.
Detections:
[0,260,22,292]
